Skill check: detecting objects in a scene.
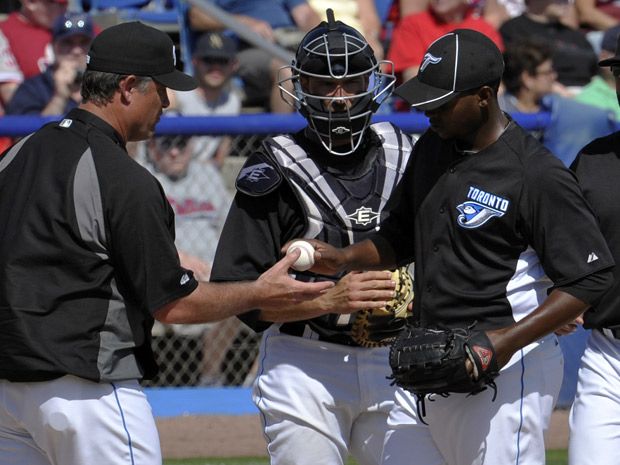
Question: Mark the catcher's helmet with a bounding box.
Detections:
[279,9,395,156]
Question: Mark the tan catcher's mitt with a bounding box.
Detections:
[351,267,414,348]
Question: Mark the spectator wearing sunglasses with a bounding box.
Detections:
[171,32,241,169]
[144,132,232,281]
[6,12,95,116]
[499,38,615,167]
[143,132,236,386]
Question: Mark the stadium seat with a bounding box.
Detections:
[81,0,152,11]
[81,0,179,28]
[81,0,193,73]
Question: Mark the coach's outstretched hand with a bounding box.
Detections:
[255,250,335,309]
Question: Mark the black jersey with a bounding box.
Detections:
[211,123,414,340]
[571,132,620,332]
[375,120,614,331]
[0,109,198,382]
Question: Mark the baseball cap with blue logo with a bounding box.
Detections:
[394,29,504,111]
[86,21,197,91]
[52,12,94,41]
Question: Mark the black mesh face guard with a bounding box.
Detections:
[278,16,395,156]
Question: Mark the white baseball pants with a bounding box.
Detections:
[0,375,161,465]
[382,334,563,465]
[569,329,620,465]
[253,325,422,465]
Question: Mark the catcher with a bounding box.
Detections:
[300,30,614,465]
[210,10,417,465]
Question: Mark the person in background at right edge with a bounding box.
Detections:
[568,28,620,465]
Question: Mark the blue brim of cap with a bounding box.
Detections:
[153,69,198,91]
[394,76,461,112]
[54,30,94,42]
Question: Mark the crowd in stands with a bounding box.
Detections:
[499,36,616,166]
[2,0,620,122]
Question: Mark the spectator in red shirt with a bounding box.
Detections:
[6,12,95,116]
[0,0,68,106]
[388,0,504,82]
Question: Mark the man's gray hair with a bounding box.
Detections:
[81,70,153,105]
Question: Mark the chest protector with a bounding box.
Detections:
[264,122,414,342]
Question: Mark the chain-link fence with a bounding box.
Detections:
[141,134,268,388]
[144,319,261,387]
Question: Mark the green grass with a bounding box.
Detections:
[164,450,568,465]
[547,449,568,465]
[163,459,360,465]
[164,460,268,465]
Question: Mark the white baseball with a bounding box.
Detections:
[286,240,315,272]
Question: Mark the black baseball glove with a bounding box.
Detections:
[388,324,499,397]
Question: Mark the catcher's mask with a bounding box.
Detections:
[278,8,395,156]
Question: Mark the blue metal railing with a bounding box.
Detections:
[0,112,555,137]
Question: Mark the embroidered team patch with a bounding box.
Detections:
[420,52,442,72]
[456,186,509,229]
[235,152,281,196]
[238,162,274,183]
[346,206,380,226]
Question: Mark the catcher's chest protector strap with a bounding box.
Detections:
[263,123,413,245]
[267,125,415,344]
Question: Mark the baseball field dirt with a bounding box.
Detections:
[157,410,570,459]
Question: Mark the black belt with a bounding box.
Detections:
[279,323,359,347]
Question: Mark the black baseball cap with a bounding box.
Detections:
[193,32,237,59]
[86,21,197,91]
[599,25,620,65]
[394,29,504,111]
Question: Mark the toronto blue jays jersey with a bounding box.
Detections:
[375,120,613,331]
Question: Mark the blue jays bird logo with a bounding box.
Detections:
[420,53,442,72]
[457,186,509,228]
[457,201,504,228]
